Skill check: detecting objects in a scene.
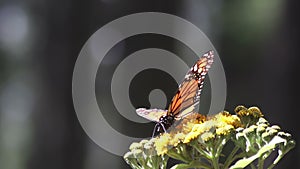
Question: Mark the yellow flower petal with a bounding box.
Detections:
[200,132,215,142]
[215,111,241,128]
[169,132,185,147]
[155,133,171,155]
[183,120,217,143]
[216,124,234,136]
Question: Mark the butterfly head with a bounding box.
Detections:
[152,114,175,136]
[159,114,175,126]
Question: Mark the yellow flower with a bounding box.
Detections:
[144,138,157,156]
[182,121,197,134]
[235,105,263,118]
[200,132,215,142]
[175,113,206,133]
[124,106,295,169]
[215,111,242,128]
[248,106,263,118]
[216,124,234,136]
[183,120,217,143]
[182,111,242,143]
[152,109,249,155]
[183,129,199,143]
[234,105,264,127]
[155,133,171,155]
[169,132,185,147]
[234,105,248,116]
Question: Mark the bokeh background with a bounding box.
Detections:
[0,0,299,169]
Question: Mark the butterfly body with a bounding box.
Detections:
[136,50,214,137]
[156,114,175,134]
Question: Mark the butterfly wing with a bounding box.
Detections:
[136,108,167,122]
[167,50,214,119]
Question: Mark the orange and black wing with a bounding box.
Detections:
[167,50,214,119]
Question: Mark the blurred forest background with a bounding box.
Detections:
[0,0,299,169]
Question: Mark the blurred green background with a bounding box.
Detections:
[0,0,299,169]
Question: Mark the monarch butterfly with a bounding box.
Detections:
[136,50,214,137]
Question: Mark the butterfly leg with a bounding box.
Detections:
[152,123,159,138]
[160,123,167,133]
[152,123,168,137]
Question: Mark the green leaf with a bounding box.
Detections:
[229,136,286,169]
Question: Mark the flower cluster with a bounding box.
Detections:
[231,107,296,169]
[124,106,295,169]
[123,139,168,169]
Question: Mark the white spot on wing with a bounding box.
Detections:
[193,65,197,71]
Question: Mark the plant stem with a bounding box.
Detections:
[211,156,220,169]
[257,157,264,169]
[267,163,276,169]
[210,144,220,169]
[250,163,256,169]
[223,146,240,168]
[191,144,211,160]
